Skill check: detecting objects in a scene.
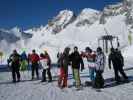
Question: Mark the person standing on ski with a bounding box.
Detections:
[8,50,21,82]
[40,51,52,82]
[85,47,96,84]
[58,47,70,88]
[30,50,40,80]
[108,48,128,83]
[69,46,84,88]
[94,47,106,88]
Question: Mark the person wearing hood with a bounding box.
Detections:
[20,51,28,71]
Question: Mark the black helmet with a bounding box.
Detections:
[74,46,78,50]
[110,48,115,52]
[85,47,92,53]
[13,49,17,53]
[32,49,35,53]
[97,47,102,52]
[64,47,70,53]
[40,53,44,57]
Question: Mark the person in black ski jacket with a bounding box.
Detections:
[108,48,128,83]
[69,46,84,88]
[8,50,21,82]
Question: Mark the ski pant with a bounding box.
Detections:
[58,67,68,87]
[11,63,20,82]
[42,68,52,81]
[94,70,104,88]
[20,60,28,71]
[113,66,128,81]
[31,62,39,79]
[73,68,81,87]
[89,68,95,81]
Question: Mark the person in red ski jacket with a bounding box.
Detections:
[30,50,40,80]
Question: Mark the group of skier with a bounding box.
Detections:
[7,45,129,89]
[57,46,106,89]
[7,49,52,83]
[57,46,129,89]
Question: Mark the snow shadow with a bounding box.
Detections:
[0,79,38,85]
[104,75,133,88]
[0,63,58,72]
[124,67,133,71]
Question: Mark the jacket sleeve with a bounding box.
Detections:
[120,53,124,66]
[9,55,12,61]
[48,55,51,66]
[18,54,21,61]
[7,54,13,65]
[37,54,40,62]
[69,53,73,62]
[108,54,111,69]
[80,57,84,70]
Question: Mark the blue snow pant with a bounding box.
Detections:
[89,68,95,81]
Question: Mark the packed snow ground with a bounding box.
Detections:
[0,59,133,100]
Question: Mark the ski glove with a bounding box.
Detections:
[109,65,111,69]
[81,67,84,72]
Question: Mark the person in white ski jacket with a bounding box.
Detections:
[95,47,106,72]
[94,47,106,88]
[40,51,52,82]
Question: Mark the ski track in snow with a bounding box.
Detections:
[0,65,133,100]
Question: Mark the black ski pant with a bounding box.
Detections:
[11,63,20,82]
[31,62,39,79]
[42,68,52,81]
[94,70,104,88]
[113,66,128,81]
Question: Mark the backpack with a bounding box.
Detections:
[11,54,20,63]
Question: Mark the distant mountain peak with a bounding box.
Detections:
[10,26,22,33]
